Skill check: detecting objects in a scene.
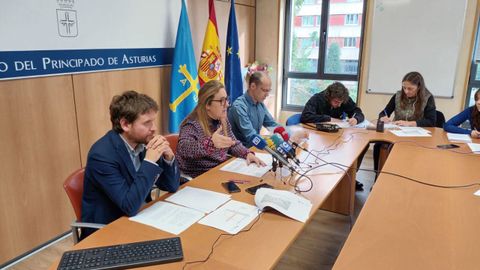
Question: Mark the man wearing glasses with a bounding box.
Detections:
[228,71,279,147]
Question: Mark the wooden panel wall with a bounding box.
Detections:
[73,67,172,166]
[0,0,256,264]
[0,76,81,263]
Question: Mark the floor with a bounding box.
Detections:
[6,150,375,270]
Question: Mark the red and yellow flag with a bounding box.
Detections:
[198,0,223,87]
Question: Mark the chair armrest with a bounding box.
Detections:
[71,221,105,230]
[70,221,105,244]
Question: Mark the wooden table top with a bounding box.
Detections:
[50,127,480,269]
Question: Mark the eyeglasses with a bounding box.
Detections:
[210,96,230,107]
[260,88,272,94]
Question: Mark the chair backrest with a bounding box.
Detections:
[286,113,302,126]
[63,168,85,221]
[165,133,179,154]
[436,110,446,128]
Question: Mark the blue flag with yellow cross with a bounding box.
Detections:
[169,0,199,133]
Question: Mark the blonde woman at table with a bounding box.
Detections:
[177,80,265,178]
[444,89,480,138]
[374,71,437,178]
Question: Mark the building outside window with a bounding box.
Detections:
[344,37,356,47]
[302,16,315,26]
[345,14,359,25]
[283,0,366,109]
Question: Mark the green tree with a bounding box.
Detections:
[290,33,313,72]
[325,43,341,73]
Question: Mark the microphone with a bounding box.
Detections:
[270,134,300,165]
[265,137,289,166]
[251,135,296,172]
[274,126,290,141]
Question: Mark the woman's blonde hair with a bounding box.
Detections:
[182,80,225,136]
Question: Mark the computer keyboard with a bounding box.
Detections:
[57,237,183,270]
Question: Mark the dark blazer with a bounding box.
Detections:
[81,130,179,238]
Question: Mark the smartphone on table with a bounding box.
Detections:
[222,181,241,193]
[245,183,273,195]
[436,144,460,149]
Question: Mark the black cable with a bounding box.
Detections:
[296,131,479,189]
[306,150,480,189]
[384,139,477,155]
[182,210,263,269]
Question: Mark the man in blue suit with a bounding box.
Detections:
[81,91,180,239]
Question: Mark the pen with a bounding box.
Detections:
[231,180,251,184]
[351,113,356,119]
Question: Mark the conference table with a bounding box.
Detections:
[50,126,480,269]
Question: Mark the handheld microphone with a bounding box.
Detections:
[271,134,300,165]
[251,135,296,172]
[274,126,290,141]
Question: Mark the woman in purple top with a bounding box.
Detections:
[177,80,265,178]
[444,89,480,138]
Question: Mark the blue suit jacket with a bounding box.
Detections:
[81,130,180,238]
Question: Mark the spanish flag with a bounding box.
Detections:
[198,0,223,87]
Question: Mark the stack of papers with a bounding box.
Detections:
[383,123,400,129]
[198,200,260,234]
[220,152,273,177]
[129,202,204,235]
[468,143,480,153]
[328,119,372,129]
[254,188,312,223]
[390,127,432,137]
[447,133,472,143]
[165,186,231,213]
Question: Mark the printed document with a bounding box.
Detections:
[447,133,472,143]
[129,201,204,235]
[220,152,273,177]
[165,186,231,213]
[383,123,400,129]
[198,200,260,234]
[335,119,372,129]
[390,127,431,137]
[468,143,480,153]
[254,188,312,223]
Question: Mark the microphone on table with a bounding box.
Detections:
[251,135,296,172]
[274,126,290,141]
[270,134,300,165]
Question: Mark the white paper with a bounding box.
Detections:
[353,119,372,129]
[474,190,480,196]
[468,143,480,153]
[129,201,204,235]
[328,120,372,129]
[165,186,231,213]
[254,188,312,223]
[390,127,432,137]
[198,200,260,234]
[220,153,273,177]
[447,133,472,143]
[383,123,400,129]
[399,127,431,134]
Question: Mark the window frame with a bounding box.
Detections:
[465,18,480,108]
[282,0,367,111]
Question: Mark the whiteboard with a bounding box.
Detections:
[367,0,467,98]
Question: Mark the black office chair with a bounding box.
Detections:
[435,110,445,128]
